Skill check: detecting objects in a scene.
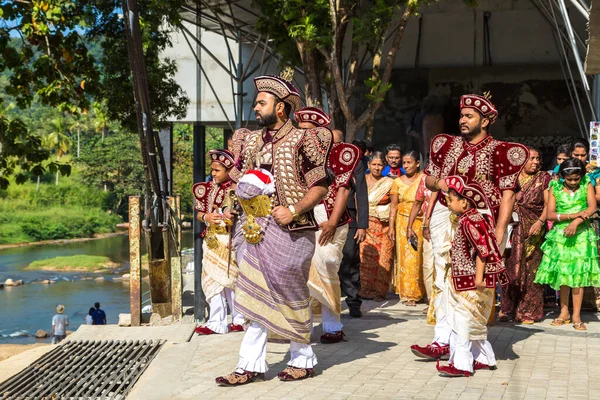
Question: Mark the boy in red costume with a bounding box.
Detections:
[436,175,509,377]
[193,149,244,335]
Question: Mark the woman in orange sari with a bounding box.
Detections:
[359,152,394,301]
[389,151,426,306]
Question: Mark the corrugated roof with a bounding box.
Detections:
[180,0,262,43]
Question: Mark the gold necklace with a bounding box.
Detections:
[518,173,535,188]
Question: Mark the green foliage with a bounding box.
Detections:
[172,124,224,218]
[26,255,114,271]
[78,131,145,218]
[0,174,120,244]
[91,0,190,131]
[253,0,331,64]
[0,1,189,185]
[0,205,119,244]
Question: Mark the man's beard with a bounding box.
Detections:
[461,121,482,138]
[257,108,278,127]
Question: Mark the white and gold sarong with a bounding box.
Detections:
[308,204,349,333]
[202,225,238,301]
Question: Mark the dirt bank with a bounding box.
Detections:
[0,343,50,362]
[0,232,127,251]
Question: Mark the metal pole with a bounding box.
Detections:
[158,124,173,196]
[568,0,589,19]
[557,0,597,119]
[193,4,207,323]
[193,124,206,322]
[128,196,142,326]
[236,30,244,129]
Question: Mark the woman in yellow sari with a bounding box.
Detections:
[389,150,426,306]
[359,152,394,301]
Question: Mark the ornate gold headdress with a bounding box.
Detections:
[280,66,295,82]
[483,90,492,100]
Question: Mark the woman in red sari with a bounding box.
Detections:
[500,147,550,323]
[359,152,394,301]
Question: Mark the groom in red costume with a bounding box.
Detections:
[411,93,529,361]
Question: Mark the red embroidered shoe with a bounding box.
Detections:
[436,360,471,377]
[215,370,265,386]
[195,326,216,335]
[320,331,345,344]
[410,342,450,360]
[229,323,244,332]
[474,361,498,370]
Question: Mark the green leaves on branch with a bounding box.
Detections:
[0,0,189,187]
[0,115,68,190]
[364,78,392,103]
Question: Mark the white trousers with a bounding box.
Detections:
[448,330,496,373]
[429,204,453,346]
[321,304,343,334]
[422,238,434,302]
[236,321,318,373]
[206,288,244,334]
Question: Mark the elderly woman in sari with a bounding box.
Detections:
[500,147,550,323]
[359,152,394,301]
[389,150,426,306]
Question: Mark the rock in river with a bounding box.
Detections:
[35,329,50,338]
[5,279,24,286]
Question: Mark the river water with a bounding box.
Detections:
[0,232,194,344]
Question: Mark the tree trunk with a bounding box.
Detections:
[55,155,60,186]
[36,176,40,192]
[297,43,323,108]
[77,127,81,158]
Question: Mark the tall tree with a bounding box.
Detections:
[0,0,189,186]
[254,0,476,142]
[47,116,72,185]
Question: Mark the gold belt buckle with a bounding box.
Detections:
[238,195,273,244]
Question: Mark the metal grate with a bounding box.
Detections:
[0,339,163,399]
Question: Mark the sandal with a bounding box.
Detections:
[520,320,535,325]
[215,370,264,386]
[497,312,511,322]
[277,366,314,381]
[406,300,417,307]
[573,322,587,331]
[550,317,571,326]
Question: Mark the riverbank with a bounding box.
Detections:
[0,232,127,251]
[0,343,50,362]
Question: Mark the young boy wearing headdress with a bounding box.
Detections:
[193,149,244,335]
[436,175,509,377]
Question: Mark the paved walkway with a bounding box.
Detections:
[128,299,600,400]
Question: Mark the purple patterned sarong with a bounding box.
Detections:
[233,182,316,344]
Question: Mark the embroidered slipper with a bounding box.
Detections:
[573,322,587,331]
[520,320,535,325]
[277,366,314,381]
[550,318,571,326]
[215,370,264,386]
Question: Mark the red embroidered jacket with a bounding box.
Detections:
[192,180,234,237]
[451,208,509,292]
[322,142,361,226]
[229,119,333,231]
[424,134,529,222]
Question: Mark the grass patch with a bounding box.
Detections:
[26,255,118,271]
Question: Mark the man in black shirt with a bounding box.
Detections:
[338,131,369,317]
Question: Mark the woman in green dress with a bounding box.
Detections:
[535,158,600,331]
